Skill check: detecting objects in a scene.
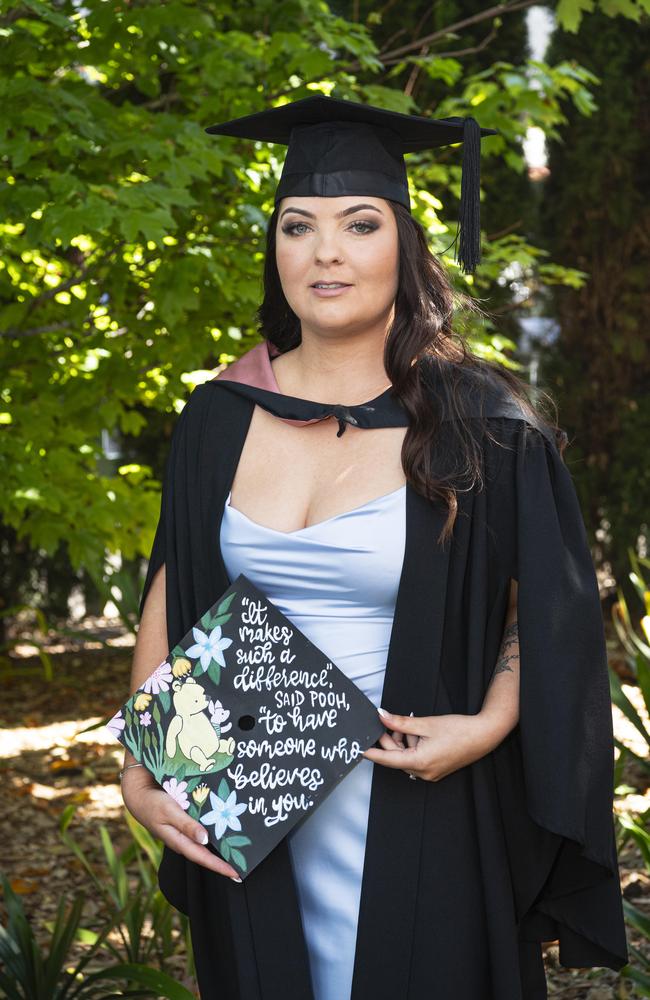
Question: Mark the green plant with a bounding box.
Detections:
[84,562,145,637]
[616,812,650,996]
[607,549,650,994]
[0,604,117,683]
[609,549,650,773]
[0,873,195,999]
[59,804,195,982]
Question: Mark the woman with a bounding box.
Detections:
[120,98,628,999]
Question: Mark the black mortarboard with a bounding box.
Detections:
[205,95,498,275]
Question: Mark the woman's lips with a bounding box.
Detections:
[309,283,353,297]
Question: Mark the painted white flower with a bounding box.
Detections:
[139,711,152,727]
[106,710,125,739]
[200,789,247,840]
[185,624,233,672]
[162,777,190,810]
[142,661,173,695]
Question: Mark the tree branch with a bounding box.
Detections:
[343,0,538,72]
[386,27,499,69]
[1,322,73,339]
[486,220,524,240]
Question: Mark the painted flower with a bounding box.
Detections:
[192,783,210,806]
[172,656,192,678]
[106,710,125,739]
[142,660,173,695]
[133,692,152,712]
[200,788,247,840]
[162,777,190,810]
[208,697,232,732]
[185,625,233,672]
[139,711,152,727]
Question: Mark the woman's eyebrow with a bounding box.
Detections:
[279,203,384,221]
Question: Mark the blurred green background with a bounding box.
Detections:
[1,0,648,631]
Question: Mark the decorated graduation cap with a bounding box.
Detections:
[107,572,385,879]
[205,94,498,275]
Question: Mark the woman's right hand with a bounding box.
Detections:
[121,770,243,882]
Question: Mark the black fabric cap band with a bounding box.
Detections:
[275,168,411,211]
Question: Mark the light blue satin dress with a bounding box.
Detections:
[219,484,407,1000]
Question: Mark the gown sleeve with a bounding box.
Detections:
[138,398,191,620]
[487,416,628,970]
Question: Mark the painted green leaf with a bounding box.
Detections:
[230,848,247,871]
[217,592,238,615]
[226,835,252,847]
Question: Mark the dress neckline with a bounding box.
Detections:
[224,484,406,537]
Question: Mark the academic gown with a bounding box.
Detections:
[138,341,628,1000]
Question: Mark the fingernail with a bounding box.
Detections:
[196,829,208,845]
[378,707,390,718]
[230,876,243,883]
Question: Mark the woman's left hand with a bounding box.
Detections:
[362,709,497,782]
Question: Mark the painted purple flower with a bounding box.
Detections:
[200,788,247,840]
[139,711,152,727]
[142,660,173,694]
[162,777,190,810]
[106,710,125,739]
[185,625,233,672]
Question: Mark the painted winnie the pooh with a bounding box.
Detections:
[165,676,235,772]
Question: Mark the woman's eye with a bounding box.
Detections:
[280,220,378,236]
[281,222,310,236]
[350,219,377,233]
[348,221,377,234]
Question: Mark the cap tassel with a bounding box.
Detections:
[455,116,482,276]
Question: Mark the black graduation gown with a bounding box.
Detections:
[137,364,628,1000]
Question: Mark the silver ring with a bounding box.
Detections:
[408,772,417,781]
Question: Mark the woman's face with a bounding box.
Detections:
[275,195,399,338]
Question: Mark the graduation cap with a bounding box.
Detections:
[107,572,385,880]
[205,95,499,275]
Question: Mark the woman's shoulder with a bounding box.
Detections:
[417,355,524,421]
[417,355,561,451]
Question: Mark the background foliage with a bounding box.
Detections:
[1,0,648,624]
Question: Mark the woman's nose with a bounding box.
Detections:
[314,236,344,264]
[315,254,343,267]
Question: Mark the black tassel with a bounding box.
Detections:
[456,116,482,276]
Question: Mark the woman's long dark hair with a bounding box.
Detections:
[256,200,566,543]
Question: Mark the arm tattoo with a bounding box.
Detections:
[493,620,519,676]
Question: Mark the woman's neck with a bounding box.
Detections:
[271,340,392,405]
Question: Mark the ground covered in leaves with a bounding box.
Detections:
[0,618,648,999]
